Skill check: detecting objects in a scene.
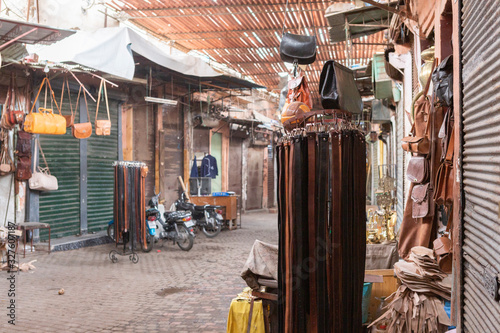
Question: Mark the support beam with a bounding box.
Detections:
[118,1,327,12]
[129,8,324,19]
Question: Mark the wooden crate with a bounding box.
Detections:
[365,269,400,323]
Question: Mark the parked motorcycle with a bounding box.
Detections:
[146,193,195,251]
[107,193,195,252]
[175,193,224,238]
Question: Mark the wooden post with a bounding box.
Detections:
[183,101,192,194]
[451,0,463,328]
[155,104,163,194]
[122,105,134,161]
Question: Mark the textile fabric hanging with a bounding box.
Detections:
[113,161,148,249]
[277,128,367,333]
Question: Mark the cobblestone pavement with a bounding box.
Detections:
[0,211,278,333]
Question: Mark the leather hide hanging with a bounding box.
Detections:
[277,130,367,333]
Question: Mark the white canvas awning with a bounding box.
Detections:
[36,26,222,80]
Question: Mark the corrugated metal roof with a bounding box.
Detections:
[107,1,387,104]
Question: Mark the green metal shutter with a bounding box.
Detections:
[38,88,81,238]
[86,99,119,232]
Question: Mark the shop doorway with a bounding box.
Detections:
[246,147,263,210]
[210,132,222,192]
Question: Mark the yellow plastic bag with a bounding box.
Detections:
[226,298,265,333]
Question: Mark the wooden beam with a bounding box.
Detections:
[119,1,327,12]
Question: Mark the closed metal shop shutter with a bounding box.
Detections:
[39,89,81,238]
[86,99,119,232]
[461,1,500,331]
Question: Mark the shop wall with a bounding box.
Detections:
[161,104,184,207]
[132,104,155,198]
[228,137,243,196]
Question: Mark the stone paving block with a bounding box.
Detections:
[0,212,277,332]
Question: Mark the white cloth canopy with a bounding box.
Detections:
[36,27,222,80]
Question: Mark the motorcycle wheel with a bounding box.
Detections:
[202,212,222,238]
[107,223,123,244]
[142,234,155,253]
[107,223,115,241]
[176,225,194,251]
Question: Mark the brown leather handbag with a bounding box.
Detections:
[71,87,92,139]
[401,60,436,155]
[4,74,25,126]
[285,75,313,109]
[15,129,32,180]
[406,156,429,183]
[434,128,454,205]
[433,216,453,274]
[411,183,433,219]
[95,79,111,136]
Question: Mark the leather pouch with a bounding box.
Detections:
[95,79,111,136]
[433,236,452,273]
[411,183,432,218]
[72,122,92,139]
[95,120,111,136]
[406,156,429,183]
[401,136,430,155]
[15,156,32,180]
[279,33,317,65]
[16,130,32,157]
[8,111,24,125]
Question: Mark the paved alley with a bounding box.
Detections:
[0,212,278,333]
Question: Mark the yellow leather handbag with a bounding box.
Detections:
[24,77,66,135]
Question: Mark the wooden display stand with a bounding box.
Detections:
[190,195,239,230]
[365,269,400,323]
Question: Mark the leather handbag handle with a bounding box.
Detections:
[95,79,111,122]
[29,77,62,115]
[74,86,91,122]
[281,0,316,36]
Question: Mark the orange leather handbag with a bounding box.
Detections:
[24,77,66,135]
[95,79,111,136]
[71,86,92,139]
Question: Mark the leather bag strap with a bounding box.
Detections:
[29,77,62,115]
[445,127,455,163]
[95,79,111,122]
[36,138,50,174]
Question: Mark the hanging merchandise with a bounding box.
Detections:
[431,55,453,107]
[95,79,111,136]
[71,86,92,139]
[5,74,25,126]
[24,77,66,135]
[277,110,367,332]
[279,0,317,65]
[0,129,15,176]
[110,161,148,263]
[15,129,32,180]
[29,138,58,191]
[60,78,75,128]
[284,75,313,109]
[398,59,446,260]
[318,60,363,114]
[201,154,218,179]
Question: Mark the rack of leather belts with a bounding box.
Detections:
[110,161,148,264]
[276,109,367,333]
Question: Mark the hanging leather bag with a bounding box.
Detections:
[433,217,453,274]
[432,55,453,107]
[411,182,433,218]
[401,60,436,155]
[406,156,429,184]
[6,74,25,125]
[60,78,74,127]
[29,138,58,191]
[15,128,32,180]
[0,130,15,176]
[24,77,66,135]
[279,0,317,65]
[434,128,454,205]
[285,75,313,109]
[71,86,92,139]
[95,79,111,136]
